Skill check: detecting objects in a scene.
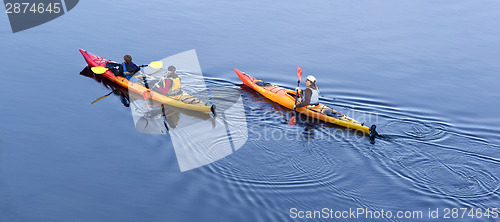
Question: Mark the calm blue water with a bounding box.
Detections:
[1,0,500,221]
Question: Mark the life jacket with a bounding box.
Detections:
[309,86,320,105]
[301,86,320,106]
[160,73,182,95]
[122,62,139,76]
[169,77,181,93]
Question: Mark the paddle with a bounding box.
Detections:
[91,91,113,104]
[143,87,152,100]
[288,66,303,126]
[142,77,165,100]
[161,104,170,132]
[90,61,163,74]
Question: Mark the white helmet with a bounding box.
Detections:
[306,75,316,82]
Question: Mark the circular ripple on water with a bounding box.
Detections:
[384,118,449,142]
[205,125,339,192]
[376,126,500,199]
[407,157,500,198]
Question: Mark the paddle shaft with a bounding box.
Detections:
[91,91,113,104]
[91,61,162,74]
[293,66,303,114]
[293,80,300,114]
[288,66,303,126]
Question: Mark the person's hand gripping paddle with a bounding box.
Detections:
[288,66,303,126]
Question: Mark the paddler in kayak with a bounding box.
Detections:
[106,55,141,80]
[154,65,182,96]
[294,75,320,109]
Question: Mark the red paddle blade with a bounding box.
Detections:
[143,90,150,100]
[288,116,296,126]
[297,66,303,81]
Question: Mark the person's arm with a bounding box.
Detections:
[131,63,141,73]
[154,78,164,88]
[106,62,119,69]
[105,62,122,76]
[295,87,302,95]
[122,63,140,75]
[295,88,312,108]
[158,79,172,95]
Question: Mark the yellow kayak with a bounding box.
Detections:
[79,49,215,115]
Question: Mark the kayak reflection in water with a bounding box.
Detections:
[105,54,141,80]
[154,65,182,96]
[80,67,130,107]
[294,75,320,109]
[133,102,181,133]
[117,90,130,107]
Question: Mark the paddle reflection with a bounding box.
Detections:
[80,66,248,172]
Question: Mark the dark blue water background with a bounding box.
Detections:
[1,0,499,221]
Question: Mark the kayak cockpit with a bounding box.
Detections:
[255,80,272,87]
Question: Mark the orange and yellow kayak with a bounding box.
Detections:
[79,49,214,114]
[235,68,376,136]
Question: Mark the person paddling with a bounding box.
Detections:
[154,65,182,96]
[106,55,141,79]
[121,55,141,78]
[293,75,319,109]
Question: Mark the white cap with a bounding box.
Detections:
[306,75,316,82]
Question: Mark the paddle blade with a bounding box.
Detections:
[91,92,113,104]
[297,66,303,81]
[149,61,163,69]
[91,66,108,74]
[288,116,296,126]
[142,90,150,100]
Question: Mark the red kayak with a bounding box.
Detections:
[79,49,215,114]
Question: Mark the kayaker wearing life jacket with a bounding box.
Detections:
[155,65,182,96]
[121,55,141,79]
[106,54,141,80]
[294,75,320,108]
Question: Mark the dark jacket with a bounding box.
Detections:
[105,62,140,77]
[121,62,140,75]
[296,88,313,108]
